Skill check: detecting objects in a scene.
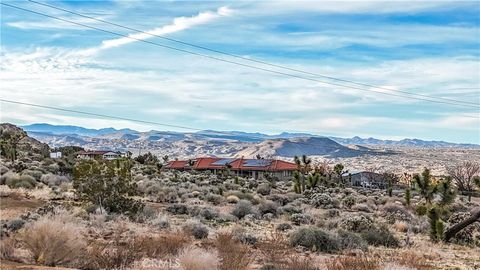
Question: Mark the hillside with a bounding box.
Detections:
[235,137,380,158]
[0,123,50,160]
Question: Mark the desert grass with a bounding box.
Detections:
[20,212,87,267]
[177,245,220,270]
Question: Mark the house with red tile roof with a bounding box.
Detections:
[165,157,297,180]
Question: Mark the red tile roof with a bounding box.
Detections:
[166,157,297,172]
[166,160,189,169]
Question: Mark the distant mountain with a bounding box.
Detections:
[20,123,479,149]
[330,136,479,148]
[235,137,384,158]
[22,123,137,137]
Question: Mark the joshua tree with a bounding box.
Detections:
[405,188,411,206]
[437,176,456,207]
[293,171,305,194]
[162,155,169,164]
[294,155,312,174]
[414,168,437,204]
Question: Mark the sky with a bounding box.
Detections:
[0,0,479,143]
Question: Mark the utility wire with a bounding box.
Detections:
[27,0,479,107]
[2,2,479,109]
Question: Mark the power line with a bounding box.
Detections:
[2,2,479,109]
[27,0,479,107]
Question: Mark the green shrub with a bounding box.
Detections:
[338,214,374,233]
[361,226,399,247]
[415,204,428,216]
[182,220,209,239]
[342,195,356,208]
[231,200,255,219]
[336,230,368,251]
[289,226,339,253]
[5,173,36,189]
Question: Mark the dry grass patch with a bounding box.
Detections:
[20,212,86,267]
[325,253,381,270]
[177,246,220,270]
[215,232,253,270]
[393,251,432,270]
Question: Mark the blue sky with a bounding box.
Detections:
[1,0,479,143]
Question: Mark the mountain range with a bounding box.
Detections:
[22,123,478,149]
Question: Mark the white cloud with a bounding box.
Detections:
[90,6,232,53]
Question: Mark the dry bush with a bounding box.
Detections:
[0,238,16,261]
[20,212,86,267]
[215,232,253,270]
[326,254,381,270]
[393,221,408,233]
[177,246,220,270]
[86,232,190,269]
[257,230,289,266]
[281,256,320,270]
[393,251,432,270]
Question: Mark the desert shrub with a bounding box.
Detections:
[21,213,86,267]
[289,226,339,253]
[326,254,381,270]
[267,194,290,206]
[383,202,412,223]
[415,204,428,216]
[216,232,253,270]
[231,200,255,219]
[7,219,25,231]
[279,204,302,214]
[290,213,314,225]
[226,195,240,204]
[361,226,399,247]
[394,221,408,232]
[40,173,70,187]
[336,230,368,251]
[0,238,15,261]
[21,169,44,181]
[409,217,429,234]
[257,183,271,195]
[206,193,224,205]
[149,213,170,229]
[73,159,144,217]
[351,203,372,213]
[310,193,336,208]
[276,223,292,231]
[325,209,340,218]
[166,203,189,215]
[198,207,220,221]
[258,200,278,216]
[4,172,36,189]
[338,214,374,233]
[177,246,220,270]
[342,195,356,208]
[182,219,209,239]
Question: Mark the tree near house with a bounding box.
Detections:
[447,161,480,202]
[73,158,144,217]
